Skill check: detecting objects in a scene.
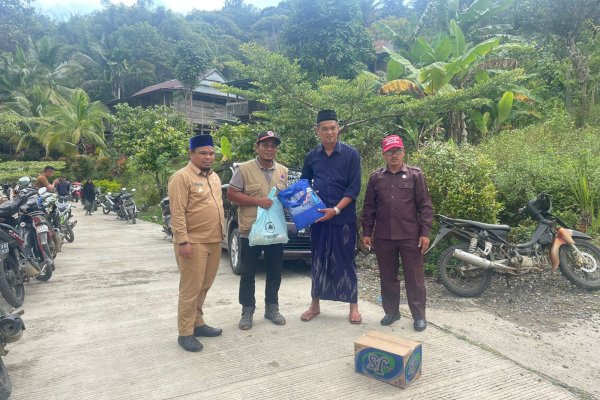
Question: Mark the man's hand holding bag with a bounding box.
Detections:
[248,187,289,246]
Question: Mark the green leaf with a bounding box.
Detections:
[483,111,491,129]
[220,136,232,161]
[419,62,449,94]
[434,36,453,61]
[471,110,484,132]
[415,38,436,63]
[385,47,419,78]
[497,91,514,125]
[458,37,501,68]
[449,20,466,57]
[386,59,405,81]
[475,70,489,84]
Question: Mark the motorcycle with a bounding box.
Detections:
[98,190,121,215]
[428,193,600,297]
[0,308,25,400]
[7,187,59,282]
[160,196,172,238]
[0,192,40,307]
[118,188,138,224]
[47,195,77,243]
[70,182,82,203]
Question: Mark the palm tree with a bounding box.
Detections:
[39,89,109,157]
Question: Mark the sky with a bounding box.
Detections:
[32,0,281,18]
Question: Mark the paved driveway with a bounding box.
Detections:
[3,206,594,399]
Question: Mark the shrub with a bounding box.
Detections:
[409,141,502,223]
[95,179,121,194]
[0,160,66,184]
[480,115,600,228]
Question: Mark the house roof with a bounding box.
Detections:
[133,79,182,96]
[130,69,236,99]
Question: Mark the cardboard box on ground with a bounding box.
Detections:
[354,331,422,388]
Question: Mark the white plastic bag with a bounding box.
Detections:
[248,187,289,246]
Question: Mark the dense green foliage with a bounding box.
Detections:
[1,0,600,239]
[111,104,189,198]
[283,0,375,81]
[481,114,600,230]
[0,160,66,183]
[410,141,502,223]
[94,179,121,194]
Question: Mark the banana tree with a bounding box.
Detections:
[470,89,540,135]
[381,19,508,143]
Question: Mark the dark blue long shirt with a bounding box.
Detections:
[301,141,361,225]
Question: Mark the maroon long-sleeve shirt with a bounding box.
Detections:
[361,164,433,240]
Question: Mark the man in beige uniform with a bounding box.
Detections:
[168,134,225,352]
[227,131,288,330]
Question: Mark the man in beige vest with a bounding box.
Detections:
[168,134,224,352]
[227,131,288,330]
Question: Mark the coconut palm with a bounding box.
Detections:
[38,89,109,157]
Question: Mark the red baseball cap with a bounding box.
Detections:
[382,135,404,152]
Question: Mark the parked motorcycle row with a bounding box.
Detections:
[0,177,79,399]
[96,188,139,224]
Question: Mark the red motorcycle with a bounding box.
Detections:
[70,182,82,203]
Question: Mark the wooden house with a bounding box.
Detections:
[106,69,242,134]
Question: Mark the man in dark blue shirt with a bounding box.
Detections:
[299,109,362,324]
[55,176,71,197]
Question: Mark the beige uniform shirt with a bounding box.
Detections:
[168,161,224,244]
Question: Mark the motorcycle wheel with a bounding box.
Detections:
[559,240,600,290]
[102,206,110,215]
[64,226,75,243]
[437,243,493,297]
[0,261,24,308]
[128,209,136,224]
[35,245,54,281]
[228,227,242,275]
[0,357,12,400]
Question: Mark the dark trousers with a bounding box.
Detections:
[239,238,284,307]
[374,238,426,320]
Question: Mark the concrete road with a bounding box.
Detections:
[3,206,596,399]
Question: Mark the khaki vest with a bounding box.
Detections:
[237,160,288,234]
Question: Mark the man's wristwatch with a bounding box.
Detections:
[178,242,189,246]
[333,206,341,215]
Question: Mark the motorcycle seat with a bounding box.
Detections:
[0,200,21,218]
[446,217,511,231]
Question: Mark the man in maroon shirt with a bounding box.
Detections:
[361,135,433,331]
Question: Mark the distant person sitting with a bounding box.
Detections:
[55,176,71,197]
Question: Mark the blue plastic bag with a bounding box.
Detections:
[277,179,326,231]
[248,187,289,246]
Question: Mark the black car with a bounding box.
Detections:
[217,164,311,275]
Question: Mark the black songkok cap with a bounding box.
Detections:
[316,109,338,123]
[189,134,214,150]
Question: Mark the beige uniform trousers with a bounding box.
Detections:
[174,242,221,336]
